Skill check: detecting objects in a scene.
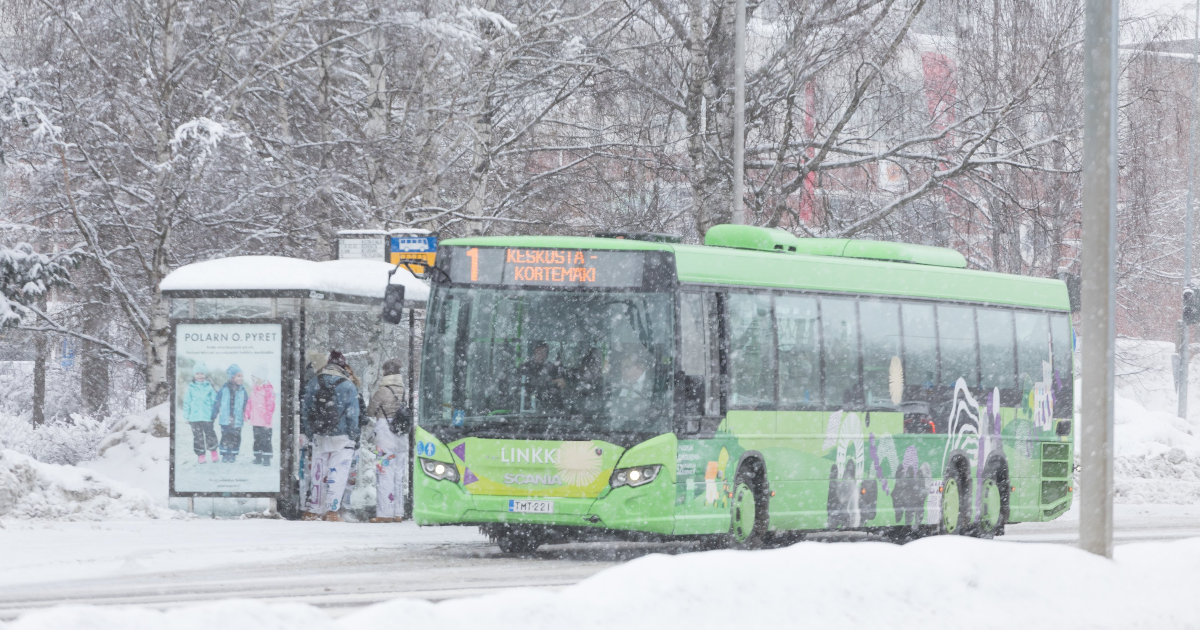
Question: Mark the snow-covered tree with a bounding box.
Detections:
[0,243,76,327]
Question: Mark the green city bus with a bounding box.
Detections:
[410,225,1074,552]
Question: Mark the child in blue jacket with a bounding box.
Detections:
[213,364,249,463]
[182,362,218,463]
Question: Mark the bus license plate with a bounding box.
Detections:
[508,500,554,514]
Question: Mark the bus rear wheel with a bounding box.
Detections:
[729,472,766,549]
[939,467,970,536]
[975,474,1006,539]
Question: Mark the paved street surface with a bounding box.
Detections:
[1,504,1197,620]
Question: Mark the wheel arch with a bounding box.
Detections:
[734,450,769,492]
[944,449,972,482]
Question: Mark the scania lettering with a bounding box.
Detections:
[408,226,1075,553]
[504,473,563,486]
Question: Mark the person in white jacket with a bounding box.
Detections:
[365,359,411,523]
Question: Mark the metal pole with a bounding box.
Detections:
[408,307,416,409]
[1080,0,1118,559]
[1179,0,1199,420]
[731,0,746,225]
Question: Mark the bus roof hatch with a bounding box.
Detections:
[703,225,967,268]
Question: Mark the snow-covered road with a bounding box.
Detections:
[2,504,1198,621]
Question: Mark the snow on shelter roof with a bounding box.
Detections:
[159,256,430,302]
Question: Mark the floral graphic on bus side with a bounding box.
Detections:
[556,441,604,486]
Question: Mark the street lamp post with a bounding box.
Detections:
[1179,0,1199,420]
[1080,0,1119,559]
[732,0,746,225]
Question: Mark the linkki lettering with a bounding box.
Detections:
[499,446,560,464]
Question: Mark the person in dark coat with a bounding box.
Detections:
[299,351,360,521]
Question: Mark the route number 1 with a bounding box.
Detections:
[465,247,479,281]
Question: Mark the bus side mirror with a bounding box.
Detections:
[383,284,405,324]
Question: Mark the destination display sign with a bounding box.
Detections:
[447,246,645,288]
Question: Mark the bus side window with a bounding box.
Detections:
[727,292,776,409]
[679,292,719,417]
[901,302,938,401]
[1050,314,1074,417]
[977,307,1016,402]
[820,297,860,408]
[859,299,901,409]
[1015,311,1051,390]
[776,294,821,408]
[936,304,979,388]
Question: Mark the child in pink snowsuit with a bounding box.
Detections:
[246,365,276,466]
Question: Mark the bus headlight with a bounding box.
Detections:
[420,458,460,482]
[611,465,662,488]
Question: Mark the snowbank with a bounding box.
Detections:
[0,448,173,521]
[1113,394,1200,504]
[1110,339,1200,504]
[78,403,170,506]
[5,536,1200,629]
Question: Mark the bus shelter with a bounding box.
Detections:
[160,256,428,519]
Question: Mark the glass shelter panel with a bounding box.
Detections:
[303,299,384,392]
[194,298,273,319]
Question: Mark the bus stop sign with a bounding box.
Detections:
[390,233,437,267]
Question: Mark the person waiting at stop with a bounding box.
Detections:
[300,350,361,522]
[365,358,411,523]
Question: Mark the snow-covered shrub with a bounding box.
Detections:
[0,361,83,421]
[0,448,170,520]
[0,412,113,465]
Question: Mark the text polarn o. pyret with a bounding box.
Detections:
[181,331,280,343]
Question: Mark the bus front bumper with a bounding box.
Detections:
[414,473,676,535]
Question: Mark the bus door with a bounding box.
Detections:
[674,291,729,534]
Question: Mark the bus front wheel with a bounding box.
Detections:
[496,526,542,554]
[729,471,766,549]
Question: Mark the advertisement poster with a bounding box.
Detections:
[171,322,287,495]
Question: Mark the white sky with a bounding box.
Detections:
[1130,0,1197,19]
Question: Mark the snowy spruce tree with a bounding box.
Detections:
[0,243,76,327]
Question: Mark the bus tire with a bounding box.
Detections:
[882,525,926,544]
[975,466,1008,539]
[939,464,970,536]
[729,470,767,549]
[496,526,542,554]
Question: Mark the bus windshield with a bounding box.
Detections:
[420,286,675,440]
